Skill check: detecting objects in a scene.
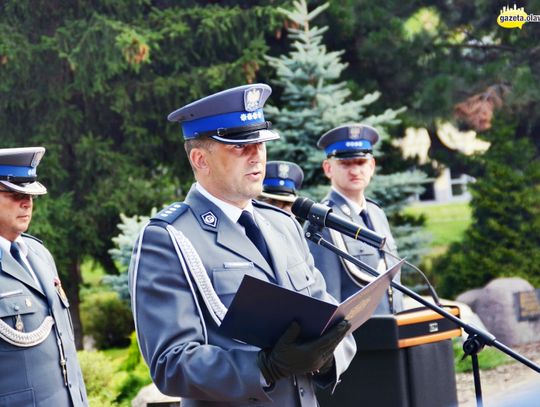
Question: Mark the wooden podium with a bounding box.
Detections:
[317,307,461,407]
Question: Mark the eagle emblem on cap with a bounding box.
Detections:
[349,126,362,139]
[278,163,290,179]
[244,87,263,112]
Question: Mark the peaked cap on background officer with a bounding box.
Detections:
[0,147,47,195]
[167,83,280,145]
[317,124,380,159]
[261,161,304,203]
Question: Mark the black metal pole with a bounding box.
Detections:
[304,226,540,376]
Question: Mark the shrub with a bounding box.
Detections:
[115,332,152,405]
[78,350,119,406]
[81,290,134,349]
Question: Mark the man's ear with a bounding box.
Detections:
[190,148,210,175]
[322,159,332,179]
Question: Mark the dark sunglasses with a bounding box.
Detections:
[0,191,36,201]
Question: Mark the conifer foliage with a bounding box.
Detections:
[265,0,430,264]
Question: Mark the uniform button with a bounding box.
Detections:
[59,332,63,337]
[14,305,20,311]
[68,383,72,388]
[299,387,304,396]
[248,397,259,402]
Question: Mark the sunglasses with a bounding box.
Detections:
[0,191,36,201]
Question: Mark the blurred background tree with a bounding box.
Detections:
[265,0,431,265]
[0,0,291,347]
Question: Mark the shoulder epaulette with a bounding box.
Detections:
[151,202,189,224]
[366,197,382,208]
[22,233,43,244]
[252,199,290,216]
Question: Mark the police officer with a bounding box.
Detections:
[259,161,304,213]
[0,147,88,406]
[129,84,356,407]
[306,124,403,314]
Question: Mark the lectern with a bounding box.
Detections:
[317,307,461,407]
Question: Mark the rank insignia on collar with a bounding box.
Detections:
[244,87,263,112]
[201,211,218,228]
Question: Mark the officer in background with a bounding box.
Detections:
[0,147,88,406]
[129,84,356,407]
[259,160,304,214]
[306,124,403,314]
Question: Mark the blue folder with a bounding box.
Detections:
[219,259,404,349]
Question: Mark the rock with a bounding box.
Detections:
[131,383,181,407]
[456,288,483,309]
[472,278,540,346]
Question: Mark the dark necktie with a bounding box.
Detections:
[238,211,272,266]
[10,242,30,274]
[360,209,385,257]
[359,209,375,231]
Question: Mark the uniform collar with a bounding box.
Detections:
[331,187,367,214]
[195,182,254,224]
[0,234,29,258]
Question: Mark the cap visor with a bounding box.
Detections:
[210,129,280,145]
[0,180,47,195]
[260,191,297,203]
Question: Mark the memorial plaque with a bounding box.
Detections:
[515,290,540,321]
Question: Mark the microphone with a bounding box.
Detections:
[292,196,386,249]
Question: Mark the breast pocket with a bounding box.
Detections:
[347,239,376,257]
[212,264,263,308]
[0,291,38,352]
[285,261,316,295]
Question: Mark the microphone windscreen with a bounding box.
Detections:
[291,196,314,220]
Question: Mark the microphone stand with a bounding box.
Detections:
[305,224,540,407]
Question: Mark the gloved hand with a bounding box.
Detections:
[257,319,350,384]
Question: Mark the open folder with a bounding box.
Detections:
[219,259,405,349]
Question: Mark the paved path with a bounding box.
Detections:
[457,342,540,406]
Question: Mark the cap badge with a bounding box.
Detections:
[278,163,290,179]
[244,87,263,112]
[201,211,218,228]
[349,126,362,139]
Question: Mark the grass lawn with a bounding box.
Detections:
[405,201,472,248]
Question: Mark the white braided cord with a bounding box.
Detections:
[0,316,54,347]
[167,225,228,326]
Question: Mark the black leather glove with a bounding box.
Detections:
[257,319,350,384]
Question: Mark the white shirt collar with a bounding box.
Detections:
[332,187,367,215]
[0,235,29,258]
[196,182,254,224]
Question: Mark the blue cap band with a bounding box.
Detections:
[324,140,372,156]
[263,178,296,189]
[182,109,265,139]
[0,165,37,178]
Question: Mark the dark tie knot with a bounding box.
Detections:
[10,242,22,259]
[238,211,257,230]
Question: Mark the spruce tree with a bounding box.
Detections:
[436,119,540,298]
[265,0,430,265]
